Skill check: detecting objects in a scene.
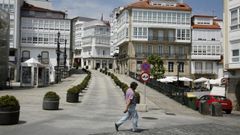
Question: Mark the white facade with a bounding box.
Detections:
[191,16,223,78]
[20,3,71,83]
[72,17,95,68]
[24,0,52,9]
[223,0,240,109]
[81,20,112,69]
[226,0,240,70]
[0,0,23,80]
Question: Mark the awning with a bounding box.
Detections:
[21,58,46,67]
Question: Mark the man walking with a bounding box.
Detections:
[115,82,139,132]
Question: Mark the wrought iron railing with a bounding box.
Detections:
[129,71,187,105]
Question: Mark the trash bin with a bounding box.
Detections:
[186,93,197,110]
[187,97,197,110]
[199,100,210,115]
[210,102,223,116]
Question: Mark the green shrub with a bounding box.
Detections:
[44,91,60,100]
[67,86,79,94]
[0,95,20,111]
[122,84,129,93]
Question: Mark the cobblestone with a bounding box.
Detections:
[92,123,240,135]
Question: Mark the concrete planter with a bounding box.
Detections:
[0,110,20,125]
[42,98,59,110]
[66,93,79,103]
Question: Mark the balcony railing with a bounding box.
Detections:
[135,53,187,59]
[148,36,176,42]
[194,70,216,74]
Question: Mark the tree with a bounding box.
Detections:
[147,55,165,79]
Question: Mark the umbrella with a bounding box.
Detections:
[157,78,173,83]
[179,77,193,82]
[194,77,209,83]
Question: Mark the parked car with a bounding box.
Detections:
[195,95,232,114]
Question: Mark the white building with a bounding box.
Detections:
[20,2,71,83]
[71,17,95,68]
[110,7,124,56]
[24,0,52,9]
[191,15,223,79]
[0,0,24,80]
[112,0,192,77]
[224,0,240,109]
[81,20,112,69]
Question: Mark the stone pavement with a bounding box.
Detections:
[0,71,240,135]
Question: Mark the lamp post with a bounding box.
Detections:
[37,54,42,63]
[56,32,61,83]
[64,39,67,78]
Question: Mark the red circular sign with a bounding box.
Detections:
[141,72,150,82]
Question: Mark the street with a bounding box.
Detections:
[1,71,240,135]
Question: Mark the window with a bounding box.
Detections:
[168,46,174,55]
[22,51,30,62]
[138,11,143,22]
[21,34,27,43]
[177,29,190,40]
[168,62,174,72]
[133,27,137,38]
[44,34,48,44]
[195,62,202,73]
[147,45,152,55]
[33,36,38,44]
[158,45,163,55]
[133,11,137,21]
[179,47,184,55]
[178,62,184,72]
[231,9,239,30]
[41,51,49,64]
[153,12,157,23]
[206,62,213,73]
[136,44,142,54]
[143,11,148,22]
[38,34,43,44]
[233,49,239,56]
[148,11,152,22]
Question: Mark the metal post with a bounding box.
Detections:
[144,82,147,104]
[64,39,67,78]
[56,32,60,83]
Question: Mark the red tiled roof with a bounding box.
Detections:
[21,2,65,15]
[192,15,215,18]
[125,0,192,11]
[192,23,221,29]
[213,19,223,21]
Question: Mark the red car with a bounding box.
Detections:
[195,95,233,114]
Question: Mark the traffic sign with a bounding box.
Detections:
[141,72,150,82]
[221,78,227,84]
[141,62,150,73]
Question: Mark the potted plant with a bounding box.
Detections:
[66,86,80,103]
[0,95,20,125]
[42,91,60,110]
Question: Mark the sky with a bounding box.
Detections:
[52,0,223,20]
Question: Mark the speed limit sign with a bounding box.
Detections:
[141,72,150,82]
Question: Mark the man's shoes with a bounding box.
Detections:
[115,123,119,132]
[132,129,139,132]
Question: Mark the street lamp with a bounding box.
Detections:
[56,32,61,83]
[64,39,67,78]
[37,54,42,63]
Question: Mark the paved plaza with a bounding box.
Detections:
[1,71,240,135]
